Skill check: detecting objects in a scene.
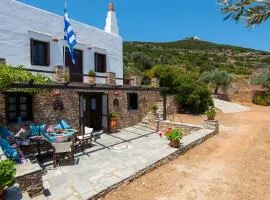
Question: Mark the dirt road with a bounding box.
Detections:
[102,105,270,200]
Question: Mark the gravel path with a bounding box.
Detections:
[213,98,249,113]
[102,105,270,200]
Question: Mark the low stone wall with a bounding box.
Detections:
[15,163,43,198]
[157,120,202,136]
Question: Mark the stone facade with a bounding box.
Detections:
[108,90,162,128]
[106,72,116,85]
[34,89,80,129]
[0,88,163,131]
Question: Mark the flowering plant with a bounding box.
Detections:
[159,128,183,141]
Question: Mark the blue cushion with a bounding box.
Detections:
[0,127,12,139]
[54,120,71,130]
[30,124,46,136]
[0,136,18,161]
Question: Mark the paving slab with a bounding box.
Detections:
[37,125,215,200]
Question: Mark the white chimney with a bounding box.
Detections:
[105,3,119,35]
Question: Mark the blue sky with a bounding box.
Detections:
[18,0,270,51]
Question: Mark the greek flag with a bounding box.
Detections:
[64,9,76,64]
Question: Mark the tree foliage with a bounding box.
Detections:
[200,69,233,94]
[0,64,51,92]
[252,71,270,90]
[145,65,213,114]
[219,0,270,27]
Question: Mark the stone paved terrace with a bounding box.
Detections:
[28,125,214,200]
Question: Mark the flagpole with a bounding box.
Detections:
[63,0,67,67]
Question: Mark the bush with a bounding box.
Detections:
[0,64,51,91]
[252,72,270,91]
[173,74,213,114]
[145,65,213,114]
[0,159,16,190]
[253,94,270,106]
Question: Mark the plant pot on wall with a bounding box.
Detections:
[88,76,96,84]
[88,70,96,84]
[108,112,119,133]
[170,139,180,148]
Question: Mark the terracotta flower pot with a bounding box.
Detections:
[88,76,96,84]
[109,118,118,133]
[170,139,180,148]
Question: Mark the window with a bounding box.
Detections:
[6,93,33,123]
[94,53,106,73]
[30,39,50,66]
[127,93,138,110]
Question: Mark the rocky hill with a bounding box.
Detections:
[124,39,270,103]
[124,39,270,76]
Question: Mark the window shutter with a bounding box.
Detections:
[30,39,34,65]
[103,54,107,73]
[46,42,50,66]
[94,53,97,72]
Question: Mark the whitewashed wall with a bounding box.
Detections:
[0,0,123,84]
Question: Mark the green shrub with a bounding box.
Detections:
[253,94,270,106]
[0,160,16,190]
[0,64,51,92]
[205,106,216,120]
[109,112,119,119]
[165,129,183,141]
[252,72,270,91]
[88,70,96,77]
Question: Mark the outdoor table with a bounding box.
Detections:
[34,129,78,161]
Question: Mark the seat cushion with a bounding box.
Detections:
[55,120,72,130]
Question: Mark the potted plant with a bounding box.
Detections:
[88,70,96,84]
[204,106,219,132]
[63,69,70,83]
[150,104,158,114]
[205,106,216,120]
[0,160,16,199]
[164,128,183,148]
[109,112,119,133]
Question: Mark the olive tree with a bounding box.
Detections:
[218,0,270,27]
[200,69,233,94]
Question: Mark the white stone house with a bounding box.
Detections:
[0,0,123,85]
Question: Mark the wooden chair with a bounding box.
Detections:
[75,127,93,151]
[52,141,74,168]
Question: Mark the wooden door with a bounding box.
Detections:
[65,47,83,82]
[83,94,102,131]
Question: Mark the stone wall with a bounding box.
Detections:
[0,88,163,131]
[108,90,162,128]
[15,163,43,197]
[157,120,202,136]
[166,95,179,116]
[34,89,80,129]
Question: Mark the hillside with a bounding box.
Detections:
[123,39,270,76]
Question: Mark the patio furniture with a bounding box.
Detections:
[52,141,74,168]
[76,127,93,151]
[76,127,93,150]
